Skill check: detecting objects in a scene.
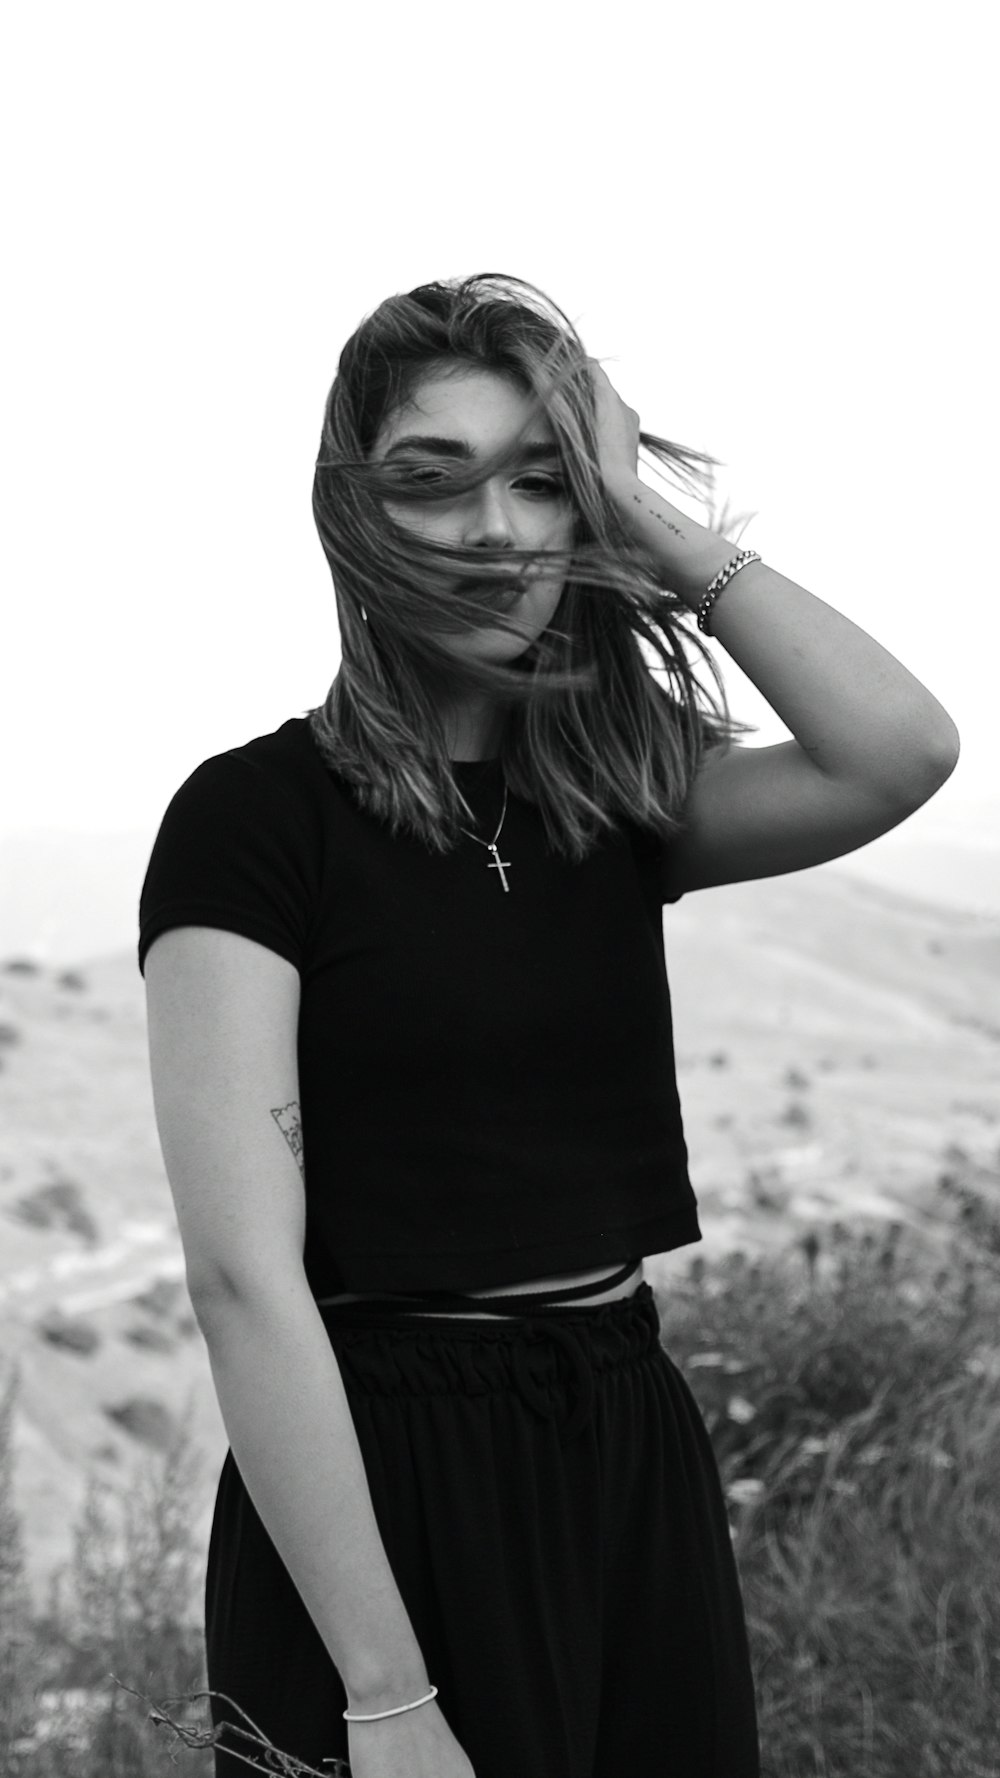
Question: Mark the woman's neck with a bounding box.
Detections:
[443,695,507,762]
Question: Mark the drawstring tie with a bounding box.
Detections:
[316,1257,640,1445]
[509,1313,597,1442]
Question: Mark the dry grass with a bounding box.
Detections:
[0,1379,213,1775]
[659,1214,1000,1777]
[2,1197,999,1776]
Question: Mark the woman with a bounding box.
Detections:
[139,273,959,1778]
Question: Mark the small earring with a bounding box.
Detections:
[361,605,369,624]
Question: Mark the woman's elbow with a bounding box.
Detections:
[187,1252,311,1332]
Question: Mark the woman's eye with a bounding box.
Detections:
[517,475,566,498]
[398,467,566,497]
[407,465,450,485]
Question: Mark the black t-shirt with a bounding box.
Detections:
[138,716,700,1294]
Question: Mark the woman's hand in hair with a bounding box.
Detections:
[586,358,641,496]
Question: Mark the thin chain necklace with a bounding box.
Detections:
[458,782,511,893]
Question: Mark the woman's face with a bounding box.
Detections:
[371,363,575,663]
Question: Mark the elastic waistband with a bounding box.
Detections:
[315,1274,660,1445]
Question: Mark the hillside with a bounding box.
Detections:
[1,862,998,1616]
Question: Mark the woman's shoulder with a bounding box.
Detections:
[206,712,324,790]
[172,714,350,820]
[138,716,332,977]
[143,715,344,893]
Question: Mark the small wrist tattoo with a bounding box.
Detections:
[632,492,685,537]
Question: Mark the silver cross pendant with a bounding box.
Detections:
[487,843,511,892]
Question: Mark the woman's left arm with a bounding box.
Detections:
[587,360,960,898]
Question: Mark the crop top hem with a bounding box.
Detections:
[314,1203,702,1296]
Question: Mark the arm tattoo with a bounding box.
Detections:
[632,492,685,537]
[271,1100,305,1181]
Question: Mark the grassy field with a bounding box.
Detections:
[2,1204,998,1777]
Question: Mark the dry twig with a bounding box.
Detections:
[111,1676,349,1776]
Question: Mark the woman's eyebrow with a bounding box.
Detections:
[382,435,561,464]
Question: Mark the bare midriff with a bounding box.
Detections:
[318,1259,645,1320]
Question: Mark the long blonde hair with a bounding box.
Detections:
[307,272,756,859]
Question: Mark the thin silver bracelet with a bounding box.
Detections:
[343,1683,439,1722]
[695,548,762,634]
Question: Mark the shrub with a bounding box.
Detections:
[658,1213,1000,1774]
[131,1279,184,1319]
[9,1178,100,1244]
[37,1314,101,1357]
[102,1398,175,1449]
[0,1368,34,1767]
[784,1066,811,1090]
[55,970,88,991]
[10,1395,211,1775]
[122,1325,176,1354]
[777,1098,812,1130]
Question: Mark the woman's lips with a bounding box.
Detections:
[456,572,528,604]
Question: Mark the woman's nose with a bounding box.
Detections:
[463,483,516,548]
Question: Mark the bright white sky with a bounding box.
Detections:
[2,1,997,847]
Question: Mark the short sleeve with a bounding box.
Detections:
[138,752,318,977]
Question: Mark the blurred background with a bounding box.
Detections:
[2,25,1000,1772]
[1,0,997,965]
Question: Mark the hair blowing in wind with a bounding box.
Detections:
[307,272,756,858]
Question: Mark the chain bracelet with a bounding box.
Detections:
[695,549,762,634]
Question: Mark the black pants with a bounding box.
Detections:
[205,1280,760,1776]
